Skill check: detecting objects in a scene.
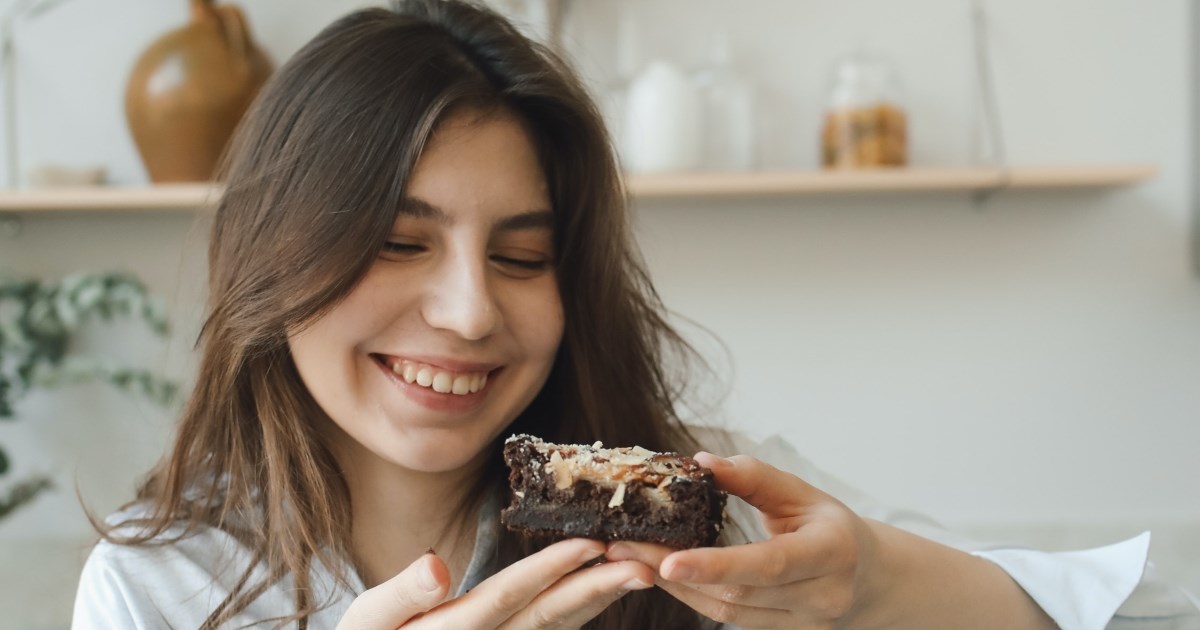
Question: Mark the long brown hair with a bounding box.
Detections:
[97,1,721,628]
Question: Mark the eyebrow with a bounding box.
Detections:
[398,197,554,232]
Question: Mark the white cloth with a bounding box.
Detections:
[72,430,1200,629]
[714,430,1200,630]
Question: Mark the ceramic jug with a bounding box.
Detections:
[125,0,271,182]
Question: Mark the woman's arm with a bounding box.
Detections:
[850,518,1056,629]
[607,453,1058,629]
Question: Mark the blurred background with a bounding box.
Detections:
[1,0,1197,627]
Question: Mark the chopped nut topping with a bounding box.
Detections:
[608,481,627,508]
[547,451,574,489]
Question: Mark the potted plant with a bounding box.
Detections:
[0,272,178,520]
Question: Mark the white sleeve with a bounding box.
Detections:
[72,543,143,630]
[72,537,222,630]
[971,534,1150,630]
[69,521,353,629]
[709,429,1200,630]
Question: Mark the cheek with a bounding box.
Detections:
[288,302,365,365]
[286,278,395,401]
[288,315,356,397]
[533,290,566,359]
[509,283,565,361]
[305,270,405,346]
[287,323,341,425]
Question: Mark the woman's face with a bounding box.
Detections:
[288,110,563,474]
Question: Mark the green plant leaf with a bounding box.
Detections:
[0,476,53,520]
[0,272,180,514]
[0,378,12,418]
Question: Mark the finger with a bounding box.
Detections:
[694,452,828,517]
[673,574,848,612]
[336,552,449,630]
[407,538,605,628]
[670,580,780,610]
[620,539,852,611]
[604,541,674,570]
[659,527,848,586]
[655,577,794,629]
[497,560,654,630]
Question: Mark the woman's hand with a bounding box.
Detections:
[337,538,654,630]
[605,453,881,629]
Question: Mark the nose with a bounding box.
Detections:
[420,251,500,341]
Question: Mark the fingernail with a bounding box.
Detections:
[418,556,440,593]
[665,563,696,582]
[696,451,732,468]
[579,541,605,562]
[606,542,632,561]
[622,576,652,590]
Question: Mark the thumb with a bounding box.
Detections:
[336,551,450,629]
[694,452,827,517]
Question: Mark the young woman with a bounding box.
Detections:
[74,1,1185,629]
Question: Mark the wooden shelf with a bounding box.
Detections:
[626,164,1157,198]
[0,165,1156,212]
[0,183,217,212]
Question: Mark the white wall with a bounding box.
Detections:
[562,0,1200,524]
[1,0,1198,626]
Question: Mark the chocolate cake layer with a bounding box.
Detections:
[500,434,726,549]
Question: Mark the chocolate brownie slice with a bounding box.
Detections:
[500,434,726,549]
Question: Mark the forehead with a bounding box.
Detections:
[403,109,550,219]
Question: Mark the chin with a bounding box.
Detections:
[388,433,491,474]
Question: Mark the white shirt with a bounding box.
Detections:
[72,430,1200,629]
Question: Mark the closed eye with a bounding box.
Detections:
[491,254,552,279]
[382,241,425,254]
[492,256,548,271]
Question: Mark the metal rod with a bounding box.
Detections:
[546,0,565,53]
[1192,0,1200,276]
[2,19,17,189]
[971,0,1007,168]
[0,0,74,190]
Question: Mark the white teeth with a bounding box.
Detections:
[416,367,433,387]
[389,359,490,396]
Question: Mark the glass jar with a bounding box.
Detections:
[699,30,755,172]
[821,52,907,169]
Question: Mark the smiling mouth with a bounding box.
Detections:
[373,355,491,396]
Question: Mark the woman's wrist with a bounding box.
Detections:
[839,518,903,630]
[840,519,1058,630]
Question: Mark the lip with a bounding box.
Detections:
[371,354,499,413]
[373,353,501,374]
